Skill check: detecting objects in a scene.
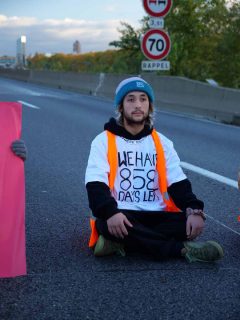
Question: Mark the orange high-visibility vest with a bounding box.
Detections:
[88,129,181,247]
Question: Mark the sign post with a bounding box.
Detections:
[141,0,172,71]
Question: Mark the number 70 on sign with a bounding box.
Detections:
[141,29,171,60]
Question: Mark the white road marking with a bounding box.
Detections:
[181,161,238,189]
[206,214,240,236]
[181,161,240,236]
[18,100,40,109]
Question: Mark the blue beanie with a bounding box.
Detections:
[114,77,154,107]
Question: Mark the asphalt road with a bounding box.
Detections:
[0,77,239,320]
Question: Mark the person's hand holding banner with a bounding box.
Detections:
[11,140,27,161]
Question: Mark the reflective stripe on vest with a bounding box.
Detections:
[88,129,180,247]
[88,131,118,248]
[151,130,180,212]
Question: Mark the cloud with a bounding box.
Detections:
[44,20,120,40]
[0,15,38,27]
[0,15,121,56]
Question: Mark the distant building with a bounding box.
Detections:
[16,35,26,67]
[0,55,15,68]
[45,53,53,58]
[73,40,81,54]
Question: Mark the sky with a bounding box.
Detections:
[0,0,146,57]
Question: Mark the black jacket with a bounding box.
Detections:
[86,118,204,220]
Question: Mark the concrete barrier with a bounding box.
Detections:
[0,68,239,125]
[0,68,30,81]
[141,74,240,124]
[29,70,100,95]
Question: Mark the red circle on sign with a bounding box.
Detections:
[141,29,171,60]
[143,0,172,17]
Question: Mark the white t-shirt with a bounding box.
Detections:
[85,131,186,211]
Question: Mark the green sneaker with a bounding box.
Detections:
[183,240,224,263]
[94,235,125,257]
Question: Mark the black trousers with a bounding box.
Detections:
[96,210,188,259]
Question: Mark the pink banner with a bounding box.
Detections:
[0,102,26,278]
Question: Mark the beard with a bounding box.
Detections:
[123,110,148,126]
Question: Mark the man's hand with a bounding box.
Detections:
[11,140,27,161]
[107,212,133,239]
[186,214,205,240]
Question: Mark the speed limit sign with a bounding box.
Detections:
[141,29,171,60]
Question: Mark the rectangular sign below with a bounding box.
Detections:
[141,60,170,71]
[148,17,164,29]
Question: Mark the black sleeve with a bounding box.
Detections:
[86,181,120,220]
[167,179,204,211]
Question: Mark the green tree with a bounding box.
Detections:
[213,1,240,87]
[165,0,228,79]
[109,22,141,51]
[109,21,145,73]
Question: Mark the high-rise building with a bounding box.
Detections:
[73,40,81,54]
[16,35,26,67]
